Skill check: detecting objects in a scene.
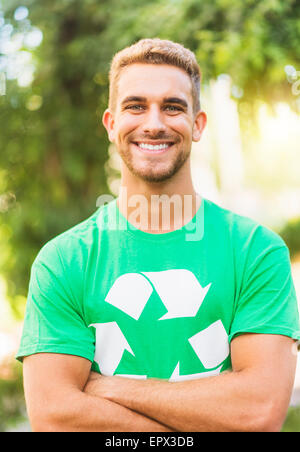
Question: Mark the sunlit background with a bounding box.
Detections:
[0,0,300,431]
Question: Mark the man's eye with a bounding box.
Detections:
[125,105,145,111]
[165,105,183,112]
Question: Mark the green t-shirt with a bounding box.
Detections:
[16,198,300,381]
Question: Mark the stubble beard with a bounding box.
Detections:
[118,142,191,184]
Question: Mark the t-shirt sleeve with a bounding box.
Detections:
[16,240,95,362]
[229,231,300,343]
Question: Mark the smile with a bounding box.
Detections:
[133,142,174,154]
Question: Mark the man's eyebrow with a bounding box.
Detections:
[121,96,188,108]
[121,96,147,105]
[163,97,188,108]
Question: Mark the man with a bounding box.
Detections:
[17,38,300,432]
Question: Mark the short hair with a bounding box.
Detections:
[108,38,201,115]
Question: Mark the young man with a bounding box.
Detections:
[17,38,300,432]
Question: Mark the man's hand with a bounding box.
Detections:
[84,372,141,401]
[84,371,110,397]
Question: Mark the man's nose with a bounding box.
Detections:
[142,106,167,135]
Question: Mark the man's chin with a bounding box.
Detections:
[129,165,178,184]
[120,149,190,184]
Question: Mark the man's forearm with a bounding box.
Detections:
[88,371,281,432]
[34,388,172,432]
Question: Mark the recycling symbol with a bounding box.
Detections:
[90,269,229,381]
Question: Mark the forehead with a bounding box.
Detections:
[116,63,193,105]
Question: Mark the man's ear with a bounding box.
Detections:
[192,110,207,142]
[102,108,115,142]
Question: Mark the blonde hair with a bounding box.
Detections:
[108,38,201,114]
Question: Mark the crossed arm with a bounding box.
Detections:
[23,334,297,432]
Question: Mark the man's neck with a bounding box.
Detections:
[116,181,201,234]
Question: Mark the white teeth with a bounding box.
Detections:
[138,143,170,151]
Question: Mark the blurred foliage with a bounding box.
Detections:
[0,0,300,313]
[0,360,27,431]
[280,218,300,260]
[282,406,300,432]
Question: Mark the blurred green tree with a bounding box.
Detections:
[0,360,27,431]
[0,0,299,315]
[280,218,300,259]
[282,406,300,432]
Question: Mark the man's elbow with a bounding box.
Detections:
[261,401,287,432]
[27,395,81,432]
[29,409,69,432]
[31,419,59,432]
[247,399,287,432]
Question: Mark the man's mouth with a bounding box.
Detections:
[133,141,174,154]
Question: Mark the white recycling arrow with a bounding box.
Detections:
[188,320,229,369]
[105,270,210,320]
[89,322,135,375]
[169,362,222,382]
[141,270,211,320]
[105,273,153,320]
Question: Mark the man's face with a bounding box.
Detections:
[103,63,206,183]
